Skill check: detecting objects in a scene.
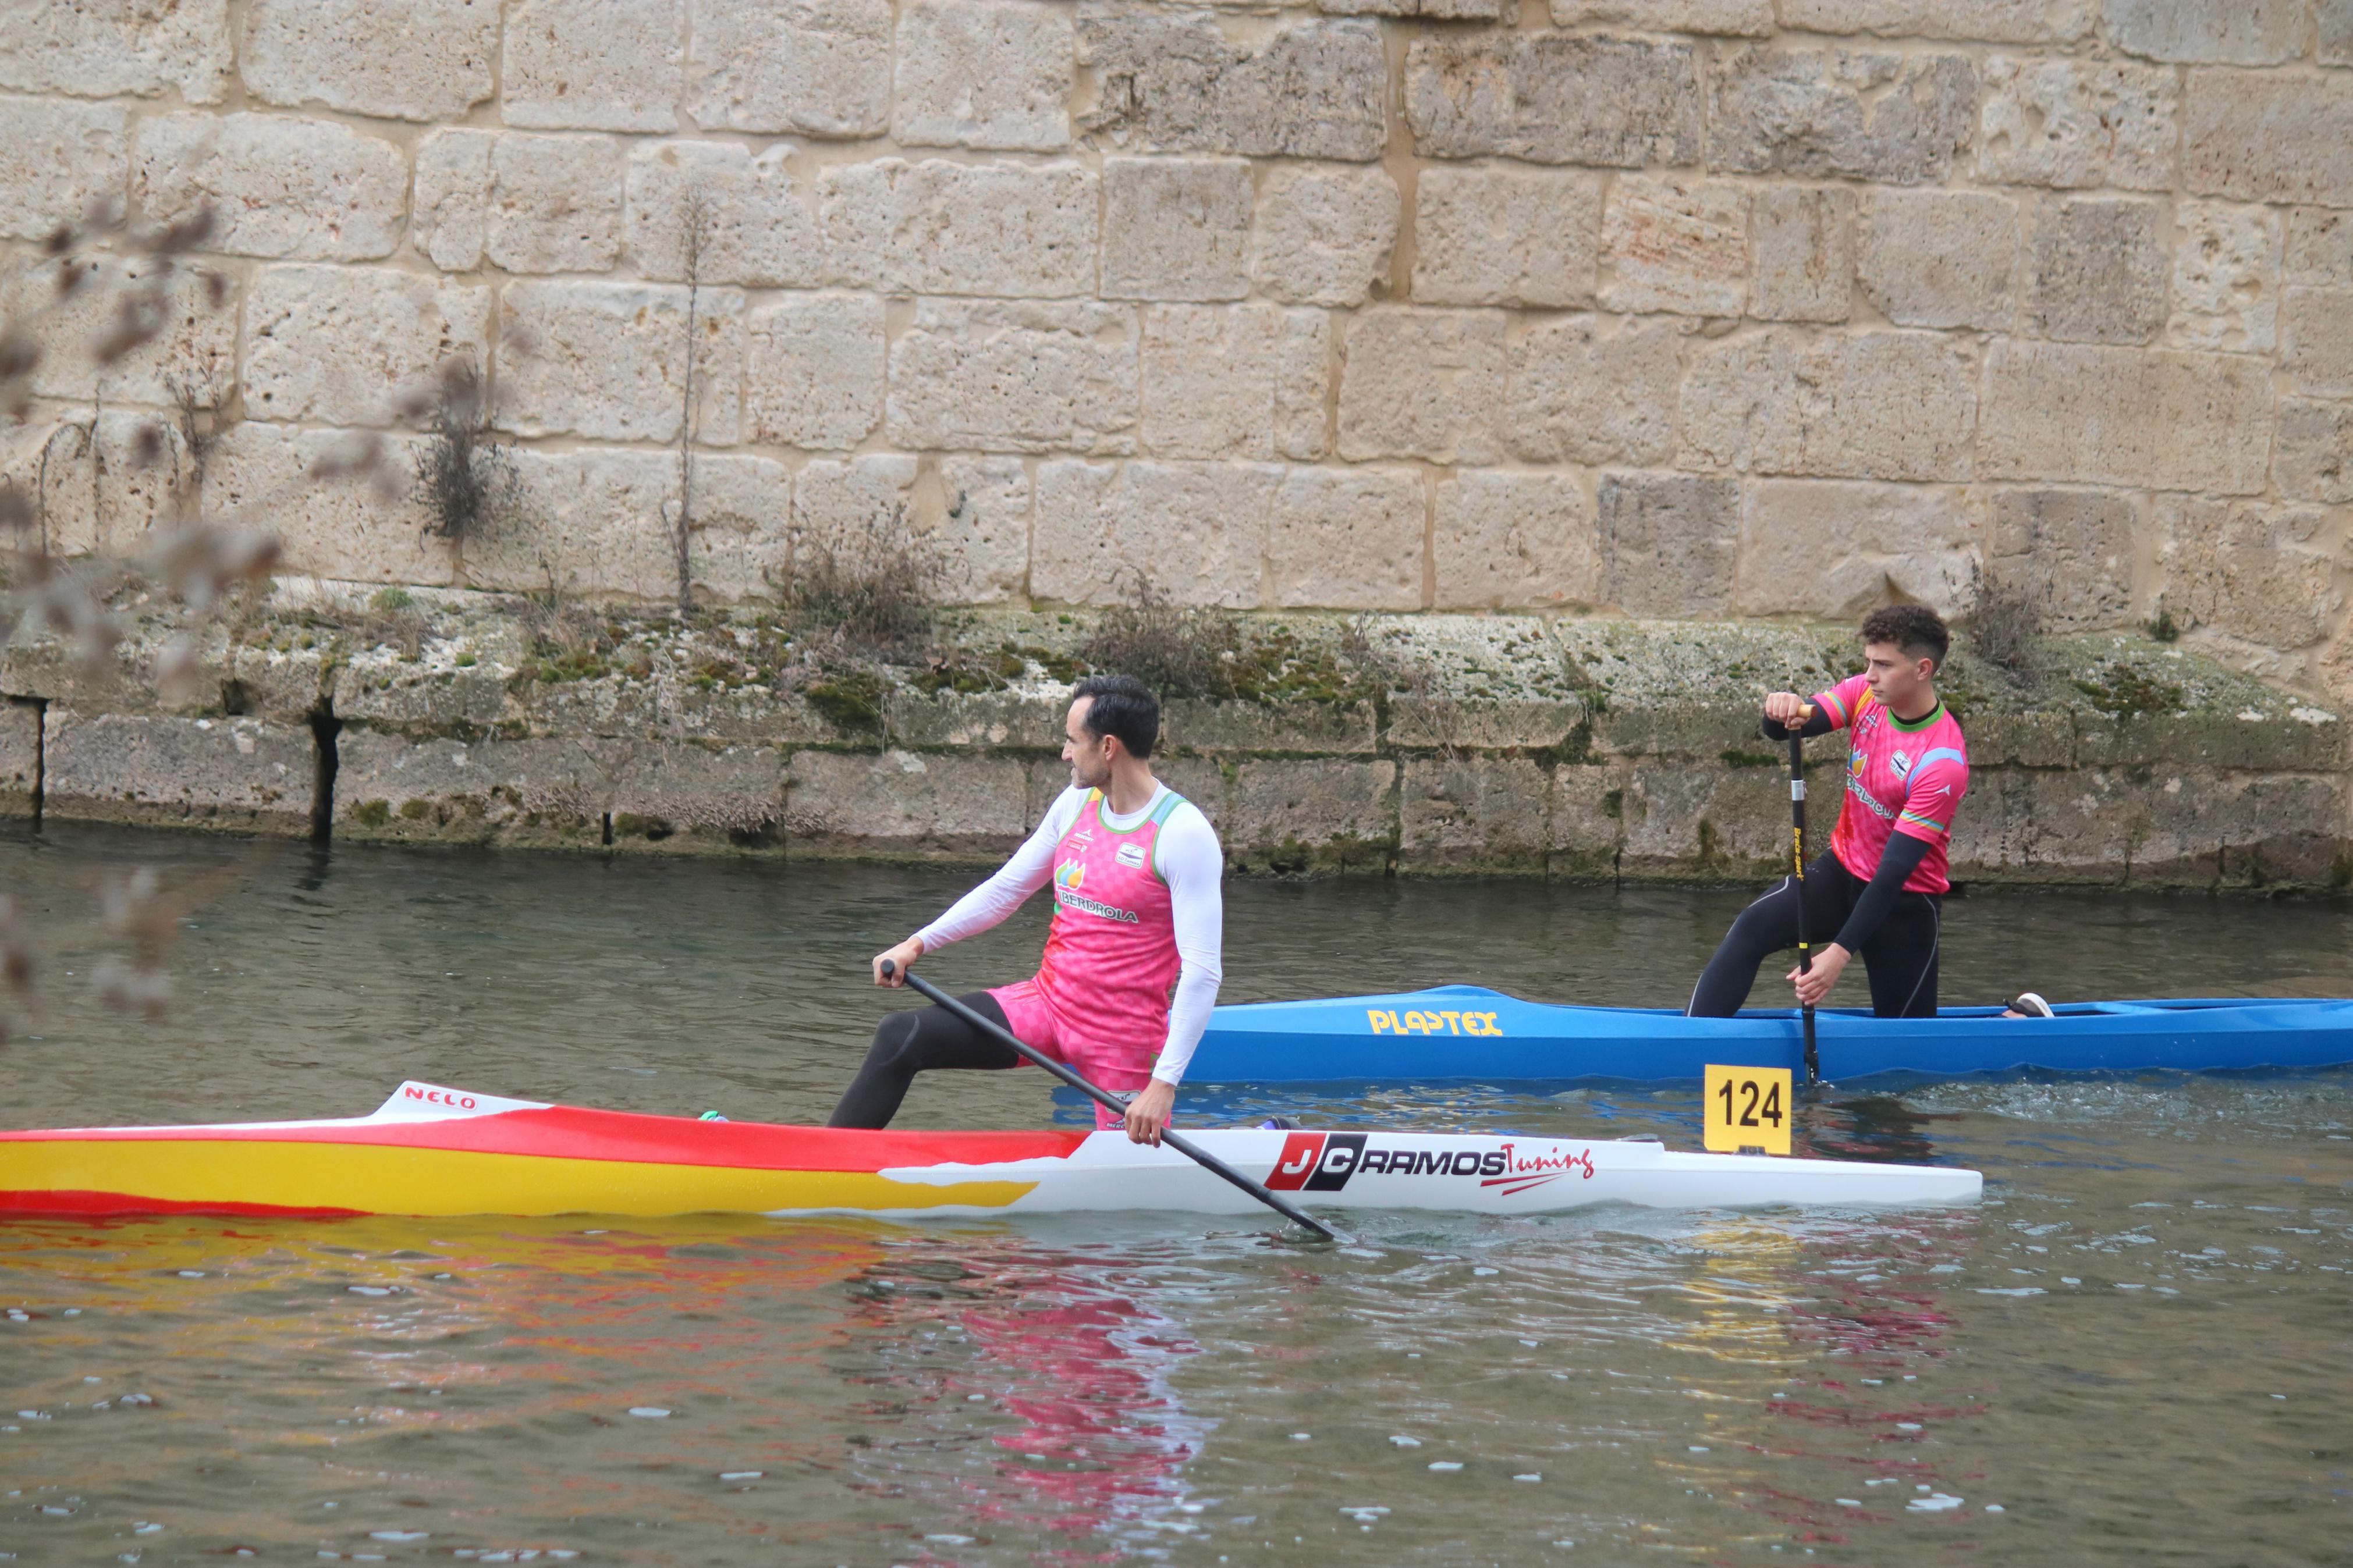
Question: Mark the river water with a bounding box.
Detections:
[2,823,2348,1566]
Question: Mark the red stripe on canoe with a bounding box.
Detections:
[0,1108,1092,1173]
[0,1189,370,1219]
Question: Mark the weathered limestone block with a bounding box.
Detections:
[2287,208,2353,287]
[524,671,842,747]
[1433,472,1598,612]
[1736,479,1980,619]
[1858,190,2017,332]
[1400,757,1549,872]
[888,689,1070,750]
[1550,762,1626,870]
[1957,767,2344,888]
[1961,709,2075,768]
[0,700,38,815]
[2282,288,2353,397]
[1141,304,1330,462]
[686,452,794,603]
[4,254,236,406]
[1,409,196,558]
[336,650,517,736]
[603,742,786,850]
[688,0,890,136]
[242,266,493,428]
[240,0,495,121]
[1252,165,1400,308]
[1781,0,2091,40]
[1977,55,2176,191]
[1679,328,1977,482]
[1601,176,1748,317]
[133,112,404,261]
[1986,488,2139,631]
[787,749,1031,858]
[0,0,230,101]
[1270,466,1424,610]
[42,710,313,835]
[793,453,1028,605]
[1597,472,1737,616]
[1620,762,1793,876]
[2167,201,2281,353]
[1077,14,1386,162]
[2026,197,2166,344]
[1163,700,1378,756]
[205,426,455,586]
[1549,0,1770,32]
[1228,760,1397,872]
[1405,33,1701,168]
[1506,317,1680,467]
[2184,70,2353,208]
[1337,308,1504,465]
[466,448,684,602]
[1102,158,1251,303]
[822,158,1095,298]
[745,293,884,450]
[1749,186,1854,323]
[2070,692,2344,773]
[888,301,1137,456]
[334,730,602,847]
[2327,0,2353,65]
[1706,47,1975,185]
[0,97,127,243]
[2274,400,2353,504]
[625,141,824,287]
[2107,0,2303,65]
[1033,458,1272,606]
[495,280,744,445]
[503,0,682,131]
[895,0,1070,151]
[1978,340,2272,493]
[2160,499,2341,652]
[1411,167,1600,310]
[413,130,624,275]
[1390,694,1585,751]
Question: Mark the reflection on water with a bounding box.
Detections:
[1,822,2350,1564]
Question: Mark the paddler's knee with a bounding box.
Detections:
[866,1007,925,1066]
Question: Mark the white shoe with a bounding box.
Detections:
[2004,991,2054,1018]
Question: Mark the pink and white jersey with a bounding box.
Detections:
[1813,674,1969,895]
[1026,788,1190,1065]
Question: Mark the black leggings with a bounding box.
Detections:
[828,991,1021,1129]
[1687,853,1943,1019]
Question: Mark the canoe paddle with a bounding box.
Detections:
[879,961,1346,1244]
[1789,704,1820,1087]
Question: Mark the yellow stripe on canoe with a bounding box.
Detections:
[0,1139,1041,1218]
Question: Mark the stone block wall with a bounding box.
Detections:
[4,1,2352,714]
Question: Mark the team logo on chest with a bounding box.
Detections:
[1891,748,1914,779]
[1054,860,1085,892]
[1115,841,1148,870]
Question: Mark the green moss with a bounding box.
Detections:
[1720,748,1778,768]
[398,798,432,820]
[369,586,413,611]
[2072,662,2185,719]
[454,652,477,668]
[530,647,613,684]
[1602,789,1623,820]
[806,673,888,734]
[612,812,674,840]
[352,799,391,828]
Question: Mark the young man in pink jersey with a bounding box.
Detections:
[1687,605,1969,1019]
[833,674,1222,1146]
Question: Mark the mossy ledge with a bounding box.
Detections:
[3,581,2346,891]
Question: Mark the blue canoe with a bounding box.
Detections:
[1186,987,2353,1086]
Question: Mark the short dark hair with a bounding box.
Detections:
[1072,674,1159,759]
[1859,604,1950,668]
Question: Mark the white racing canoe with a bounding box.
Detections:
[0,1081,1983,1220]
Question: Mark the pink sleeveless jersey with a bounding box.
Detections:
[1813,673,1969,895]
[995,788,1188,1081]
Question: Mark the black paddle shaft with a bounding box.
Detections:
[880,962,1344,1243]
[1789,707,1820,1087]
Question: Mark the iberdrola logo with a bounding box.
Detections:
[1054,860,1085,893]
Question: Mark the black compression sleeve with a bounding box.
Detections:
[1833,833,1932,952]
[1761,708,1837,741]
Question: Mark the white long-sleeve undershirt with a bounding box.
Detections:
[912,783,1225,1087]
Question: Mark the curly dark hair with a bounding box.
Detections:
[1859,604,1950,668]
[1072,673,1160,759]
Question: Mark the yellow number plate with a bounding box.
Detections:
[1703,1064,1793,1156]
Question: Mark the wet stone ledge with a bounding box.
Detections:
[1,581,2346,891]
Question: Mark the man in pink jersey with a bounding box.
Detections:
[1687,605,1969,1019]
[833,675,1222,1146]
